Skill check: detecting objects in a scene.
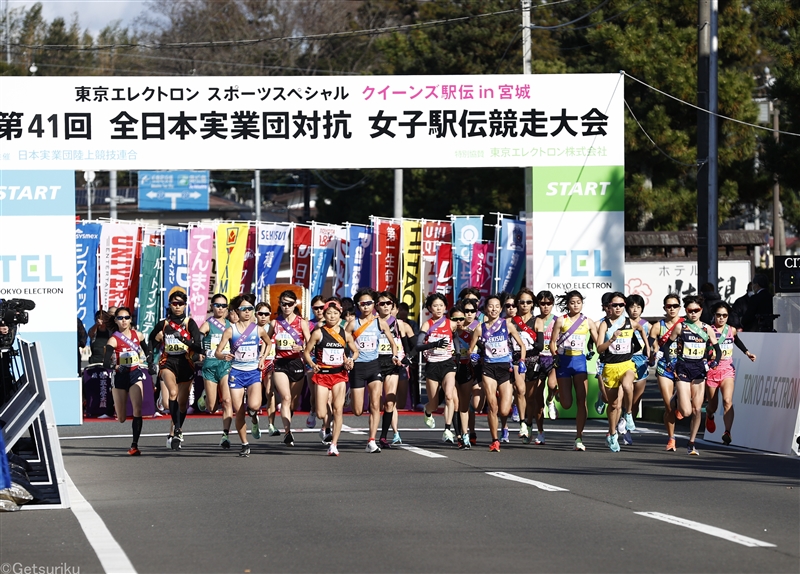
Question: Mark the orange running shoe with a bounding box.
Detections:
[489,440,500,452]
[706,414,716,433]
[665,438,677,452]
[128,446,141,456]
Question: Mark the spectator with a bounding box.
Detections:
[700,282,722,324]
[77,317,88,376]
[730,282,752,329]
[87,310,112,366]
[742,274,773,332]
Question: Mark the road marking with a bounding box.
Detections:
[340,424,367,435]
[398,445,448,458]
[65,471,138,573]
[486,471,569,492]
[634,512,777,548]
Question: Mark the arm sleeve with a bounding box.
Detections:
[102,345,115,370]
[401,335,413,356]
[149,321,164,350]
[414,331,440,352]
[533,332,544,354]
[139,337,150,357]
[733,334,749,354]
[187,320,204,353]
[712,343,722,363]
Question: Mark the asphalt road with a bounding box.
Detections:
[2,413,798,574]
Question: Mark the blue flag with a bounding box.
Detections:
[76,222,101,331]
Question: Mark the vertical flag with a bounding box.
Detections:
[240,225,257,294]
[188,225,215,326]
[332,226,348,298]
[291,224,312,289]
[421,220,452,306]
[345,223,372,298]
[310,223,339,297]
[216,222,249,299]
[137,244,162,338]
[256,222,290,290]
[164,227,189,304]
[471,242,495,298]
[451,215,483,295]
[373,218,401,293]
[400,219,422,321]
[99,222,139,310]
[75,222,101,331]
[497,216,526,293]
[433,242,454,308]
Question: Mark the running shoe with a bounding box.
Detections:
[665,438,677,452]
[461,433,471,450]
[220,434,231,449]
[489,439,500,452]
[594,397,606,415]
[457,435,465,449]
[239,443,251,457]
[625,412,636,432]
[321,428,333,445]
[534,432,546,445]
[511,404,520,423]
[327,444,339,456]
[391,433,403,446]
[706,414,716,433]
[500,428,510,443]
[605,433,613,450]
[442,429,455,444]
[617,417,627,436]
[251,420,262,440]
[365,439,381,453]
[547,401,558,420]
[608,433,621,453]
[283,431,294,447]
[622,430,633,446]
[687,443,699,456]
[379,437,391,450]
[306,412,317,429]
[166,435,172,449]
[197,390,207,413]
[423,411,435,429]
[573,438,586,451]
[269,424,281,437]
[170,434,182,451]
[722,431,732,445]
[127,446,141,456]
[469,432,477,446]
[519,421,529,441]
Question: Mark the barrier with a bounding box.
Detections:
[703,333,800,455]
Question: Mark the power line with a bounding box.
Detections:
[623,70,800,138]
[528,0,611,30]
[624,99,698,167]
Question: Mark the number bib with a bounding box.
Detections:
[118,350,141,366]
[720,342,733,360]
[682,341,705,359]
[609,329,633,355]
[485,338,509,358]
[560,333,586,354]
[322,347,344,365]
[275,334,295,351]
[358,336,377,352]
[164,334,187,354]
[378,333,393,355]
[235,346,258,362]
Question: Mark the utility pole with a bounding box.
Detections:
[697,0,719,290]
[254,169,261,222]
[302,170,311,222]
[772,108,786,256]
[5,0,10,66]
[393,169,403,219]
[109,170,118,219]
[521,0,532,217]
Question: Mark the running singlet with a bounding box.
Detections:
[163,318,191,356]
[601,317,636,364]
[423,318,454,363]
[274,316,304,359]
[203,318,230,358]
[112,332,145,369]
[482,320,511,364]
[713,325,734,361]
[511,317,536,352]
[678,321,709,362]
[354,317,381,363]
[231,324,259,371]
[633,318,648,355]
[454,328,472,364]
[378,317,403,359]
[558,315,589,356]
[539,314,556,357]
[315,326,347,373]
[658,320,679,359]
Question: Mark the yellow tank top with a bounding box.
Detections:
[559,315,589,356]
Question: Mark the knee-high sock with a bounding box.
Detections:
[380,409,393,440]
[169,399,180,429]
[132,416,143,445]
[179,409,187,428]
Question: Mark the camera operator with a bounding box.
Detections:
[0,298,36,406]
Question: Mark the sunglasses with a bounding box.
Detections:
[257,311,271,317]
[686,308,702,314]
[715,313,728,318]
[280,301,296,307]
[518,300,534,305]
[312,305,325,311]
[452,317,466,322]
[212,303,228,308]
[464,308,476,313]
[170,301,185,307]
[377,301,393,307]
[115,316,131,321]
[359,301,374,307]
[665,304,680,310]
[539,301,554,306]
[239,306,255,312]
[464,298,479,304]
[609,302,626,308]
[504,303,516,308]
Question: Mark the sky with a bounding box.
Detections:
[9,1,145,36]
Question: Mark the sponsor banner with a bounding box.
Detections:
[471,242,495,298]
[240,225,257,294]
[374,218,401,293]
[291,224,312,289]
[164,227,189,304]
[188,225,214,326]
[434,243,454,307]
[497,217,526,294]
[703,333,800,455]
[137,244,161,338]
[333,227,347,299]
[0,74,625,170]
[452,216,483,294]
[530,165,625,313]
[421,220,452,303]
[99,222,139,309]
[345,224,372,298]
[400,219,422,321]
[625,260,751,312]
[256,222,290,290]
[75,222,101,331]
[215,222,249,299]
[310,223,339,297]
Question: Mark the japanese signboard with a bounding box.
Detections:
[138,170,209,211]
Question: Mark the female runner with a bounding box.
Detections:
[198,294,233,448]
[215,295,272,457]
[511,288,539,443]
[103,307,149,455]
[620,295,650,444]
[530,291,557,445]
[549,291,599,452]
[705,301,756,445]
[459,299,483,447]
[376,292,413,449]
[469,294,527,452]
[305,295,327,430]
[648,294,683,451]
[255,302,281,437]
[304,300,359,456]
[268,290,311,447]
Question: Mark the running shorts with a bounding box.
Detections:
[202,358,231,383]
[705,361,734,388]
[112,367,146,391]
[555,354,587,378]
[159,354,196,383]
[349,359,383,389]
[455,362,474,385]
[602,361,636,389]
[425,359,457,384]
[675,360,707,383]
[379,355,401,378]
[314,370,349,390]
[631,354,648,381]
[481,361,511,385]
[656,358,675,380]
[538,355,555,379]
[228,368,261,389]
[274,357,305,382]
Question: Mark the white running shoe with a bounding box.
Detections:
[365,439,381,453]
[625,412,636,431]
[547,401,558,420]
[442,429,455,444]
[533,432,546,445]
[617,417,627,436]
[327,444,339,456]
[423,411,435,429]
[519,421,529,440]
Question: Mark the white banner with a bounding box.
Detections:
[0,74,624,170]
[704,333,800,455]
[99,222,139,309]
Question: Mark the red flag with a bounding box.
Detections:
[434,243,454,307]
[292,225,312,288]
[374,219,401,292]
[240,226,256,293]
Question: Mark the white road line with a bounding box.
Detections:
[486,471,569,492]
[634,512,777,548]
[340,424,367,435]
[65,471,138,573]
[397,445,448,458]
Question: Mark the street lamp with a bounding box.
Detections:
[28,62,37,75]
[84,171,95,220]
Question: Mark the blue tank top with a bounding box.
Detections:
[231,324,259,371]
[354,318,381,363]
[482,319,511,364]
